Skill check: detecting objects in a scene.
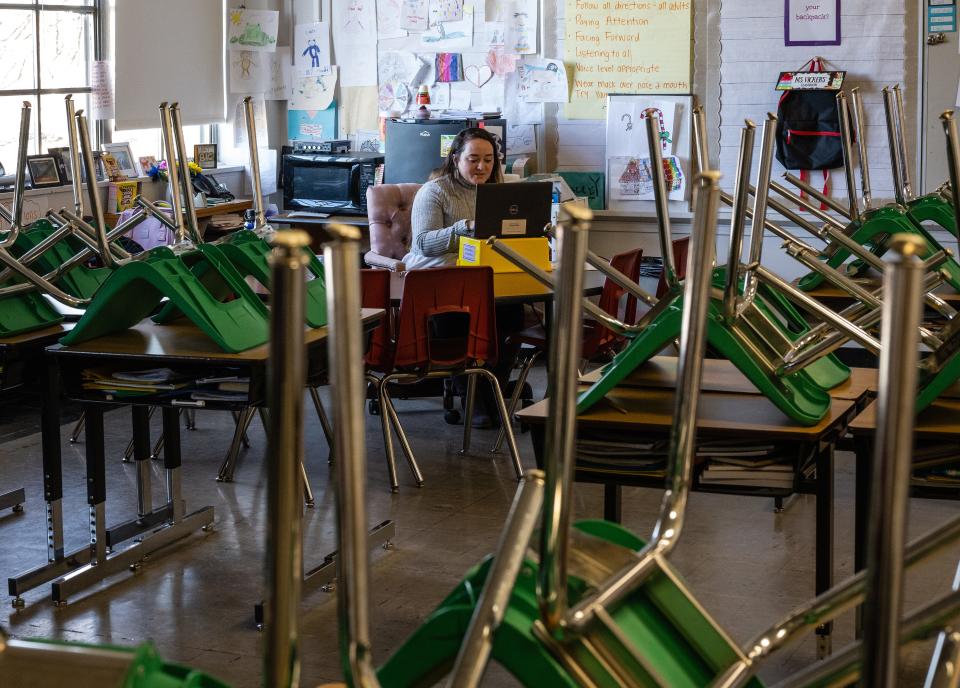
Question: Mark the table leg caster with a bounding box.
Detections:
[382,541,395,551]
[54,599,68,608]
[129,562,143,573]
[202,524,215,532]
[12,504,23,514]
[11,597,24,609]
[305,500,315,509]
[321,580,337,593]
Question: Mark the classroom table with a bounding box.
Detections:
[0,324,75,516]
[7,310,392,608]
[848,397,960,576]
[517,383,857,656]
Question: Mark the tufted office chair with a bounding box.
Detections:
[364,183,422,271]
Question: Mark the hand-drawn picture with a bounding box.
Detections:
[517,58,568,103]
[230,51,266,93]
[377,0,408,38]
[621,113,633,131]
[355,130,383,153]
[464,63,493,89]
[506,123,535,154]
[228,8,279,52]
[379,52,429,91]
[617,158,644,197]
[429,0,464,24]
[266,47,292,100]
[486,48,517,77]
[609,155,684,201]
[429,82,451,108]
[504,0,537,55]
[343,0,372,33]
[291,66,337,110]
[640,108,672,154]
[288,106,338,141]
[401,0,429,31]
[435,53,463,82]
[294,22,330,70]
[420,9,473,49]
[378,81,410,114]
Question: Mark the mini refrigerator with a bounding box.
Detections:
[384,116,507,184]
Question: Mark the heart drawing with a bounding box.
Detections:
[464,63,493,89]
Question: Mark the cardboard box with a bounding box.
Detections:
[457,236,552,274]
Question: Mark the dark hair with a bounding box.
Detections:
[439,127,502,186]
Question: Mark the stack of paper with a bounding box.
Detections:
[698,441,794,489]
[81,367,194,397]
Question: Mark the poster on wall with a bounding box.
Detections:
[228,8,279,52]
[291,66,337,110]
[784,0,841,46]
[332,0,378,86]
[288,105,338,141]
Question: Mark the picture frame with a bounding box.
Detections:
[26,154,64,188]
[193,143,218,170]
[100,153,124,182]
[48,147,72,183]
[138,155,158,175]
[102,142,140,178]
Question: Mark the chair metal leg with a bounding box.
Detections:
[308,386,335,465]
[217,406,256,482]
[68,412,85,444]
[184,408,196,430]
[230,410,251,448]
[473,368,524,480]
[492,349,540,453]
[460,373,478,455]
[380,375,425,488]
[259,407,314,508]
[371,375,400,492]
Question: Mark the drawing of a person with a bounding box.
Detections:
[236,52,255,78]
[302,39,322,68]
[344,0,366,33]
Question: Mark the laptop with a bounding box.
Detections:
[473,182,553,239]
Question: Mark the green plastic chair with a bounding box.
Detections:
[12,219,112,300]
[61,244,270,353]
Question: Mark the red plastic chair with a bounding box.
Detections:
[493,247,644,452]
[656,236,690,298]
[377,266,522,490]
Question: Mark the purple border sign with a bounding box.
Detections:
[785,0,841,46]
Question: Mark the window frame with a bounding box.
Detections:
[0,1,100,154]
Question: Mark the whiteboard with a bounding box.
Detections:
[604,94,693,213]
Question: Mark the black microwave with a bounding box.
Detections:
[281,151,383,215]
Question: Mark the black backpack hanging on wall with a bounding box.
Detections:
[774,58,844,172]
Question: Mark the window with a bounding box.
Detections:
[0,1,98,170]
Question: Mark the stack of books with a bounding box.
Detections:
[81,367,194,399]
[698,441,795,489]
[576,438,669,478]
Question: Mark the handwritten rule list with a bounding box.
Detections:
[564,0,691,119]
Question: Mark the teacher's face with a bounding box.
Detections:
[456,138,495,185]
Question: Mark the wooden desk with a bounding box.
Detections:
[517,386,856,654]
[389,267,606,305]
[107,199,253,238]
[0,324,75,516]
[848,398,960,577]
[8,310,389,607]
[271,214,370,253]
[580,356,877,405]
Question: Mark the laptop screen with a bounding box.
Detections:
[473,182,553,239]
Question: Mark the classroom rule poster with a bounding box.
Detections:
[563,0,691,120]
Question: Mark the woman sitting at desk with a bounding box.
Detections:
[403,127,526,427]
[402,127,500,270]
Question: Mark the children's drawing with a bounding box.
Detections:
[420,6,474,49]
[435,53,463,82]
[640,108,673,154]
[517,58,568,103]
[291,66,337,110]
[379,52,429,90]
[605,99,678,161]
[288,105,338,141]
[621,113,633,131]
[378,81,410,114]
[401,0,429,31]
[429,0,464,24]
[507,123,535,154]
[228,8,279,52]
[484,0,504,22]
[265,47,291,100]
[504,0,537,55]
[429,82,451,108]
[377,0,408,38]
[234,97,269,148]
[486,48,517,77]
[355,130,383,153]
[609,155,685,201]
[294,22,331,70]
[464,63,493,89]
[333,0,378,86]
[503,69,542,124]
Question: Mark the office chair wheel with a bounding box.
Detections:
[368,400,380,416]
[444,409,461,425]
